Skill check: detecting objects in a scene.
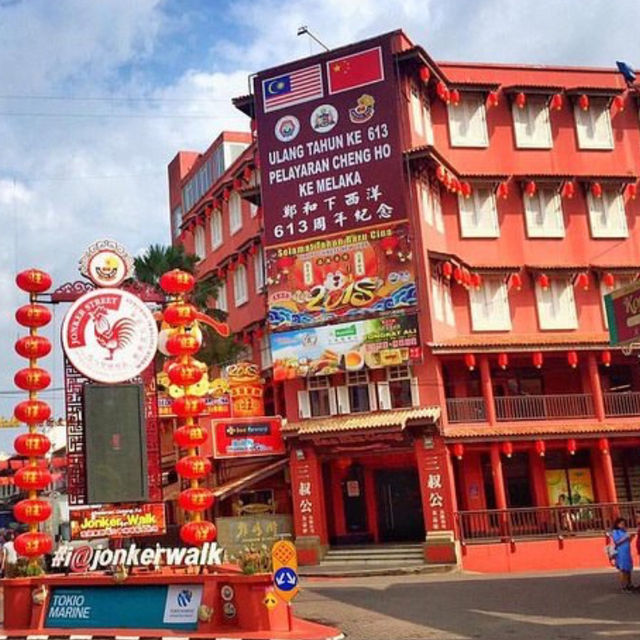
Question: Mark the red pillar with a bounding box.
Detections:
[479,355,497,425]
[490,443,508,510]
[529,451,549,507]
[599,440,618,503]
[587,353,606,421]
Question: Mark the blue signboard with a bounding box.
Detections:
[46,585,202,630]
[274,567,298,591]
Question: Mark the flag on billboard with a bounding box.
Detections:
[326,46,384,95]
[262,64,324,112]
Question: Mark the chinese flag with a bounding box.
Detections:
[327,46,384,94]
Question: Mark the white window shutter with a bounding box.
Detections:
[458,193,475,236]
[607,192,628,237]
[410,84,424,137]
[432,278,444,322]
[420,180,433,225]
[328,387,338,415]
[542,190,565,237]
[422,96,434,144]
[535,283,554,330]
[524,191,543,236]
[432,182,444,233]
[377,381,392,410]
[297,390,311,419]
[410,378,420,408]
[336,386,350,414]
[443,286,455,326]
[368,383,378,411]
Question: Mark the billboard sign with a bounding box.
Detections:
[270,314,421,380]
[69,503,166,540]
[210,417,285,459]
[266,224,415,329]
[254,34,405,247]
[605,281,640,346]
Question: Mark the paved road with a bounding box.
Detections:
[294,570,640,639]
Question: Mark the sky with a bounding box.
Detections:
[0,0,640,449]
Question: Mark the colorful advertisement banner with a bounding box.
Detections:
[605,281,640,346]
[545,468,595,506]
[209,417,285,459]
[254,33,406,247]
[69,503,166,540]
[266,224,415,330]
[270,314,420,379]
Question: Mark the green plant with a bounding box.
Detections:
[5,557,45,578]
[230,545,272,575]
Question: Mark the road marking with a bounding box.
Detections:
[470,609,638,626]
[595,632,640,637]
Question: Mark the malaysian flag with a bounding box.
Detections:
[262,64,323,113]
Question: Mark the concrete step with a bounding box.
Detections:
[300,563,457,578]
[320,557,423,566]
[323,550,423,559]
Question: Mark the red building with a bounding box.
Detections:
[169,30,640,572]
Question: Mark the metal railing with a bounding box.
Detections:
[494,394,594,421]
[446,397,487,423]
[603,391,640,417]
[456,502,640,544]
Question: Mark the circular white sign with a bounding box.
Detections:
[61,288,159,383]
[220,584,235,601]
[87,249,129,288]
[274,115,300,142]
[310,104,338,133]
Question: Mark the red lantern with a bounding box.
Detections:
[14,465,52,490]
[419,66,430,83]
[601,350,612,367]
[14,399,51,425]
[436,80,448,101]
[173,425,208,448]
[502,441,513,458]
[276,255,295,274]
[248,244,258,256]
[213,197,222,210]
[578,94,589,111]
[510,272,522,291]
[163,303,198,326]
[14,531,52,558]
[627,183,637,200]
[176,455,212,479]
[453,266,463,284]
[535,440,546,457]
[567,438,577,456]
[561,180,575,199]
[612,94,624,112]
[452,443,464,460]
[16,269,52,293]
[242,333,252,345]
[550,93,563,111]
[180,521,217,546]
[598,438,609,455]
[567,350,579,368]
[232,178,243,191]
[450,89,461,107]
[14,335,51,359]
[14,367,51,392]
[222,187,231,201]
[15,304,51,328]
[603,272,615,289]
[450,177,461,194]
[462,268,471,288]
[487,91,499,108]
[525,180,537,198]
[590,182,602,199]
[165,333,200,357]
[532,351,544,369]
[179,488,215,512]
[159,269,195,295]
[167,362,204,387]
[172,395,206,418]
[470,272,482,290]
[576,273,589,291]
[442,261,453,280]
[435,165,446,182]
[14,499,52,523]
[496,181,509,200]
[515,92,526,109]
[460,181,472,199]
[464,353,476,371]
[498,353,509,370]
[537,273,550,291]
[255,327,264,340]
[14,432,51,457]
[242,166,253,181]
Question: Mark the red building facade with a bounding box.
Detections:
[169,30,640,572]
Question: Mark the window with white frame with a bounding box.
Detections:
[418,177,433,226]
[574,97,614,150]
[216,282,228,313]
[254,248,265,292]
[376,366,419,410]
[337,370,376,414]
[512,96,552,148]
[443,284,455,326]
[210,210,223,249]
[535,278,578,330]
[587,190,628,238]
[469,277,511,331]
[600,275,635,328]
[194,225,205,260]
[432,277,444,322]
[229,192,243,234]
[410,82,433,143]
[524,188,565,238]
[172,206,182,238]
[297,376,336,418]
[458,186,499,237]
[447,92,488,147]
[259,334,272,369]
[233,264,248,305]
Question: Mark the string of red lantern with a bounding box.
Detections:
[13,269,54,564]
[159,269,217,546]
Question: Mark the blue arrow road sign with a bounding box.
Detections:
[274,566,298,591]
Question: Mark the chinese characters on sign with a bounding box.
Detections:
[293,462,317,536]
[423,452,449,532]
[216,514,293,557]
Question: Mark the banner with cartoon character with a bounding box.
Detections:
[266,224,416,329]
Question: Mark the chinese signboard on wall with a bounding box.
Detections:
[69,503,166,540]
[210,417,285,459]
[216,514,293,557]
[270,314,420,380]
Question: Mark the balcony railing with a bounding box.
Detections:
[456,502,640,544]
[446,397,487,423]
[494,394,594,421]
[603,391,640,417]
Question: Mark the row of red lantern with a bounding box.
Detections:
[13,269,55,560]
[464,349,612,372]
[434,165,472,198]
[213,243,261,281]
[440,263,483,290]
[451,437,611,460]
[234,325,266,346]
[159,270,217,547]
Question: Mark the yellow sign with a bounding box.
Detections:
[272,540,298,571]
[264,591,279,610]
[272,540,299,602]
[0,417,20,428]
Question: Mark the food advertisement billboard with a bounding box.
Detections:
[266,224,415,330]
[270,314,421,380]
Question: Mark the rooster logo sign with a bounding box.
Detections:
[88,306,136,360]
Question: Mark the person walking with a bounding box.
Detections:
[611,517,635,591]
